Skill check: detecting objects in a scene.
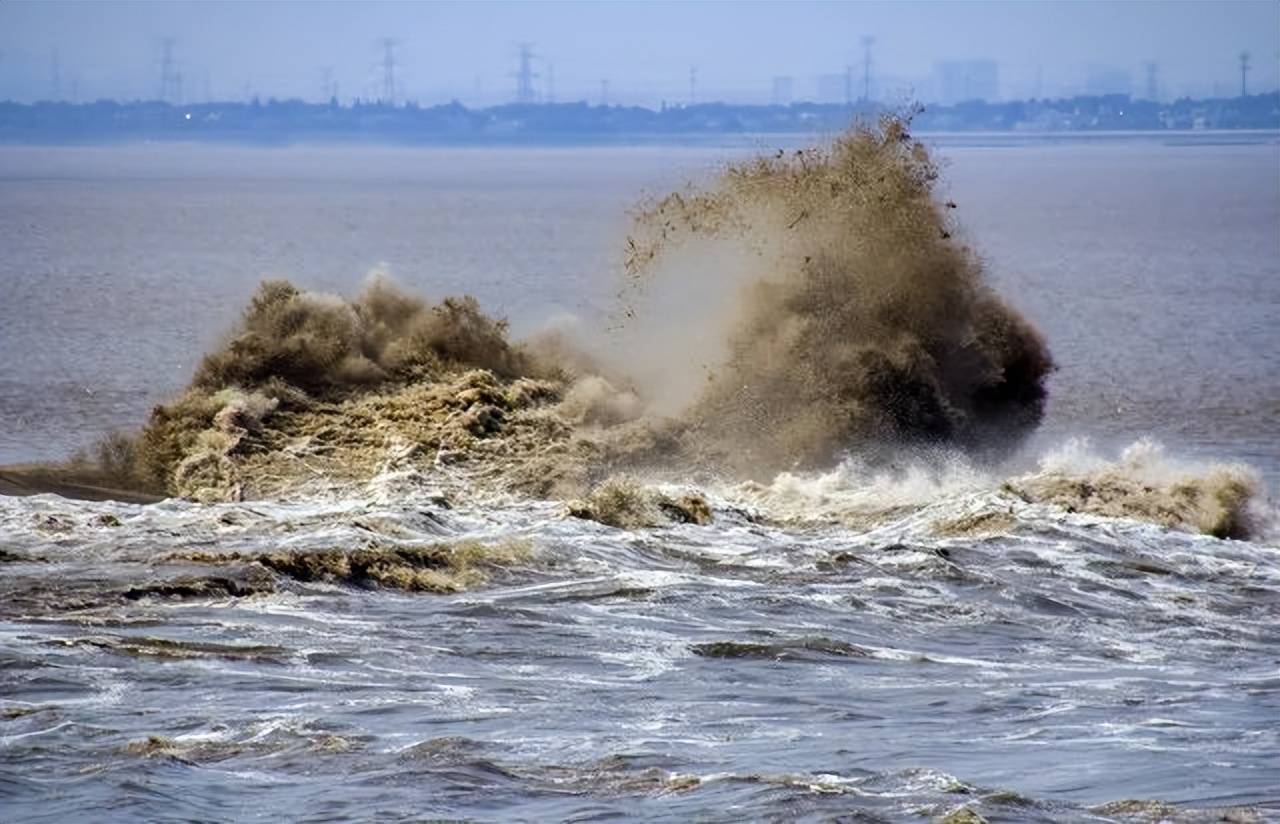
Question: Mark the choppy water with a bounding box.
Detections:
[2,135,1279,821]
[2,459,1278,821]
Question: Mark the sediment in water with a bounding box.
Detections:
[619,113,1053,476]
[1006,440,1264,540]
[13,119,1270,540]
[566,476,713,529]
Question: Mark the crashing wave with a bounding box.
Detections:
[7,118,1271,541]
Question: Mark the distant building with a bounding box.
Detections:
[771,76,794,106]
[932,60,999,104]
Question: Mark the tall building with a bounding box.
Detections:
[932,59,999,104]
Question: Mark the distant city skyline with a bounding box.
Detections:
[1,1,1277,106]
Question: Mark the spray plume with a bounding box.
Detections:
[621,114,1053,476]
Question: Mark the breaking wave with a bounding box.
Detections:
[4,116,1271,542]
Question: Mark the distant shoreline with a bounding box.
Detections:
[0,130,1276,151]
[2,93,1276,146]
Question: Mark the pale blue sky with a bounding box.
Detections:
[2,1,1277,105]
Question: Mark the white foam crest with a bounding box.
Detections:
[724,448,993,523]
[1027,437,1277,543]
[1038,436,1249,486]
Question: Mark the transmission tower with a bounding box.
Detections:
[158,37,179,102]
[379,38,398,105]
[860,35,875,101]
[321,66,338,103]
[49,49,62,101]
[514,43,538,104]
[1144,62,1158,101]
[1239,51,1251,97]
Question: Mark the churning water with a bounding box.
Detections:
[1,135,1278,821]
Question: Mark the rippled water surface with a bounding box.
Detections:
[3,471,1278,821]
[1,136,1278,821]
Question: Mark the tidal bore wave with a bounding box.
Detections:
[1,118,1276,821]
[4,118,1051,501]
[19,118,1261,541]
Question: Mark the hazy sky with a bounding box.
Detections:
[2,1,1277,105]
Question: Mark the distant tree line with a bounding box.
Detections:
[0,93,1276,144]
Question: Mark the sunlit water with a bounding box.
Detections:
[1,136,1278,821]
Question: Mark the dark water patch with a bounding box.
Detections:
[50,635,292,664]
[1000,548,1055,569]
[397,735,494,764]
[1086,557,1182,580]
[167,539,533,594]
[1005,588,1119,620]
[1071,576,1148,604]
[19,614,173,629]
[444,601,576,625]
[691,636,874,662]
[0,548,46,563]
[121,569,277,601]
[553,584,658,603]
[0,563,278,618]
[121,726,367,765]
[0,669,102,702]
[0,574,129,616]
